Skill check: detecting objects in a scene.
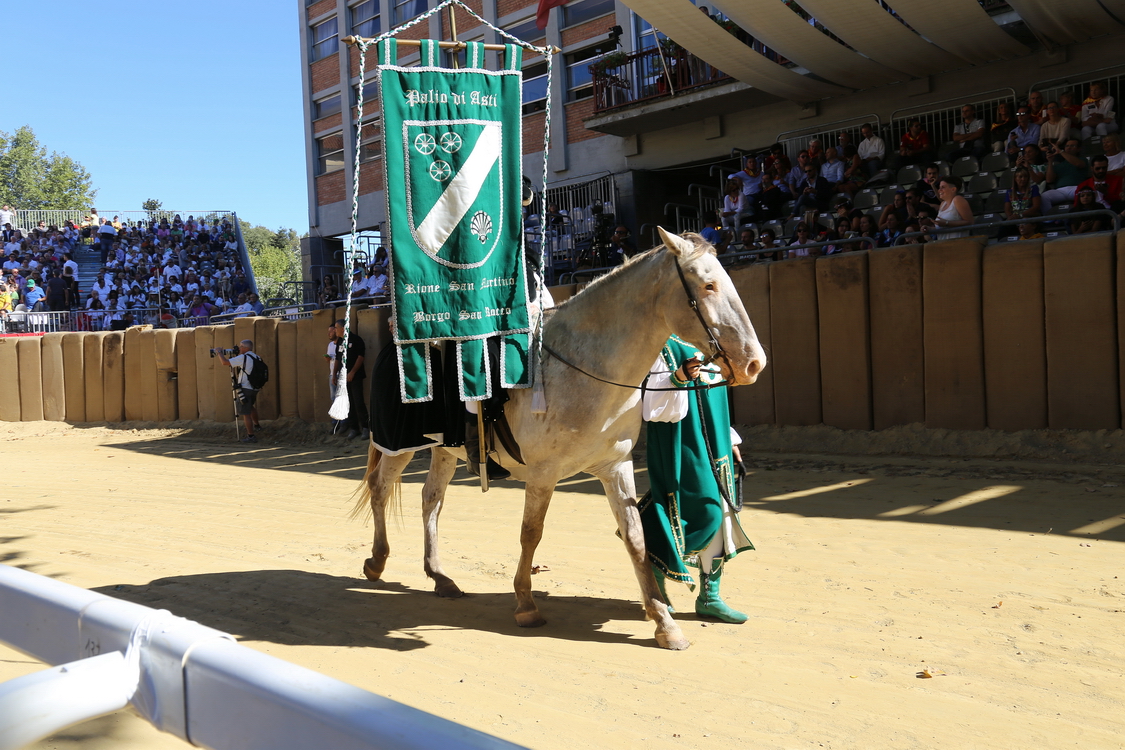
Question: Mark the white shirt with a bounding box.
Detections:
[227,352,256,390]
[1108,151,1125,172]
[233,302,255,318]
[858,134,885,161]
[0,209,12,226]
[92,280,113,298]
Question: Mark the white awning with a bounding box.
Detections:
[889,0,1028,64]
[622,0,845,102]
[1005,0,1123,45]
[711,0,908,90]
[795,0,962,78]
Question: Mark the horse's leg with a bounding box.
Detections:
[596,461,690,651]
[421,447,462,598]
[513,480,556,627]
[363,450,412,582]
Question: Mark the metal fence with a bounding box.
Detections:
[532,174,618,281]
[590,46,734,114]
[776,114,882,162]
[12,209,235,232]
[887,88,1016,153]
[1029,67,1125,117]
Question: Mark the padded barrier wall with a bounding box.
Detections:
[194,327,217,421]
[62,333,85,422]
[1044,234,1119,429]
[176,329,198,421]
[138,329,160,422]
[17,338,44,422]
[295,317,319,422]
[728,265,774,425]
[102,332,126,422]
[868,245,925,429]
[816,252,872,430]
[212,325,236,423]
[83,333,105,422]
[276,321,299,418]
[769,258,821,426]
[40,333,66,422]
[253,318,280,421]
[982,240,1048,430]
[154,329,178,422]
[123,327,145,421]
[923,237,987,430]
[312,309,335,421]
[0,338,20,421]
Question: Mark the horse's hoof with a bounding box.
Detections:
[515,610,547,628]
[434,580,464,598]
[655,632,691,650]
[362,558,384,581]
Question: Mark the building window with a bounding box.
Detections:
[353,80,379,105]
[522,60,548,115]
[561,0,616,29]
[351,0,381,38]
[310,18,339,62]
[359,121,382,162]
[317,133,345,174]
[504,17,547,46]
[633,14,665,51]
[565,41,617,102]
[314,94,342,119]
[393,0,427,26]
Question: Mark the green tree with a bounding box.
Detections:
[0,126,96,209]
[241,220,303,304]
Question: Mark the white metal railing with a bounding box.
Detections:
[0,564,526,750]
[0,310,71,334]
[776,113,882,162]
[12,209,235,232]
[887,88,1016,152]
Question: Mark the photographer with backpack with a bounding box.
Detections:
[215,339,268,443]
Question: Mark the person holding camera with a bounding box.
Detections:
[215,340,263,444]
[1041,138,1091,212]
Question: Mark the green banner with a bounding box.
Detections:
[379,38,530,403]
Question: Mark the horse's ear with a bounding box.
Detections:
[658,226,694,257]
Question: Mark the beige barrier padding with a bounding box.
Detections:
[123,327,145,421]
[233,318,256,353]
[253,318,280,421]
[548,284,578,305]
[983,240,1047,430]
[176,329,198,421]
[139,329,160,422]
[0,338,21,421]
[1119,231,1125,425]
[769,258,822,426]
[17,338,43,421]
[102,332,126,422]
[83,333,105,422]
[276,321,299,418]
[728,264,774,425]
[311,309,336,422]
[923,238,986,430]
[41,333,66,422]
[357,307,390,360]
[194,326,217,421]
[154,329,178,422]
[1045,234,1119,429]
[296,316,320,422]
[817,252,872,430]
[212,325,236,423]
[869,246,925,429]
[62,333,85,422]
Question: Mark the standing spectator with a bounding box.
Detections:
[608,226,637,265]
[44,270,68,311]
[898,119,932,166]
[1041,139,1091,211]
[0,206,12,229]
[857,123,885,177]
[96,220,117,264]
[949,104,987,160]
[1080,81,1118,139]
[1038,101,1071,150]
[326,323,339,404]
[334,319,369,440]
[1004,167,1041,220]
[1027,90,1046,124]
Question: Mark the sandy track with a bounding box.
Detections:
[1,423,1123,749]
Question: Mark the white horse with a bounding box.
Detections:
[352,228,765,650]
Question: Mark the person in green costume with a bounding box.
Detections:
[640,335,754,623]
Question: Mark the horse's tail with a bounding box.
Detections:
[349,442,401,523]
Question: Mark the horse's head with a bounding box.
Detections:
[657,227,766,386]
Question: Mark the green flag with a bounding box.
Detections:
[379,38,530,403]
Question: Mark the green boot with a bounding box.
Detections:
[652,565,675,613]
[695,561,747,624]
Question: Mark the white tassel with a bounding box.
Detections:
[328,366,350,420]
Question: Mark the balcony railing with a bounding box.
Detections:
[590,46,734,114]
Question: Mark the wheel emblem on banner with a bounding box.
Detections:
[414,133,437,155]
[439,132,463,153]
[429,160,452,182]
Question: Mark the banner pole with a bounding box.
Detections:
[342,36,560,55]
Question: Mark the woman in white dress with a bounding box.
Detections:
[926,175,974,239]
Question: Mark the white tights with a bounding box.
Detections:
[698,504,735,573]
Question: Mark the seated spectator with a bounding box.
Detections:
[729,157,764,211]
[806,139,824,166]
[791,164,832,218]
[1041,139,1091,211]
[878,191,909,229]
[762,143,790,178]
[368,266,389,296]
[1027,90,1046,124]
[786,150,812,196]
[249,293,264,314]
[1081,81,1118,139]
[1018,222,1045,240]
[24,279,46,311]
[1006,107,1041,163]
[699,216,724,249]
[877,212,903,247]
[721,178,750,231]
[823,218,857,254]
[834,199,864,232]
[756,228,781,259]
[856,214,878,245]
[1069,188,1109,233]
[373,246,389,269]
[922,175,974,238]
[837,130,853,153]
[903,188,925,223]
[820,147,847,192]
[915,164,942,208]
[839,145,867,196]
[1059,90,1082,126]
[85,289,107,329]
[902,221,924,244]
[857,123,885,177]
[1004,167,1042,220]
[950,104,987,160]
[898,119,932,167]
[1072,154,1124,211]
[1038,101,1071,151]
[189,294,217,320]
[231,293,255,318]
[787,222,817,258]
[760,166,791,220]
[1105,133,1125,176]
[1015,142,1048,185]
[731,228,756,252]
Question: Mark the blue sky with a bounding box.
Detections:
[4,1,308,232]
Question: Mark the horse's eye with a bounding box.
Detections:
[704,283,716,291]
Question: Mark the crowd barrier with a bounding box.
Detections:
[0,564,524,750]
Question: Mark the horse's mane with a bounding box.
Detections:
[553,232,716,310]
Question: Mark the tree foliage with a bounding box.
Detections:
[0,126,96,209]
[241,220,303,304]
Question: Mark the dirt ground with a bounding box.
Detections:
[1,421,1123,750]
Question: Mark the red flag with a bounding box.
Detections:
[536,0,567,29]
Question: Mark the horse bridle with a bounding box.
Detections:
[542,255,731,392]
